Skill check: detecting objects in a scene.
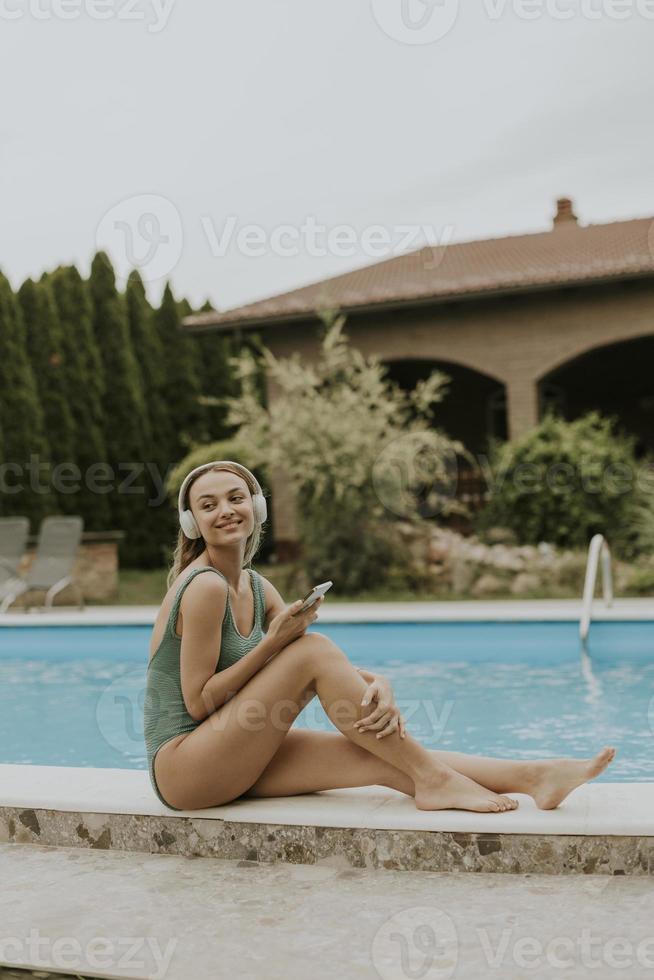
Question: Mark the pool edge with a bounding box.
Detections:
[1,767,652,876]
[1,804,651,876]
[2,597,654,626]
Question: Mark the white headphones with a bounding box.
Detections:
[177,460,268,540]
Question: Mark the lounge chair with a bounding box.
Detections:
[0,517,29,592]
[0,515,85,613]
[0,517,30,587]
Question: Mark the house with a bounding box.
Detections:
[183,198,654,559]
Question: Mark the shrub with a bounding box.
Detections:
[624,562,654,596]
[619,476,654,561]
[166,437,263,500]
[475,410,648,558]
[220,309,468,593]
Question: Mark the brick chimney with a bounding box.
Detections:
[552,197,578,227]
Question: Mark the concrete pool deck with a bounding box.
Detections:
[1,595,654,625]
[1,765,652,876]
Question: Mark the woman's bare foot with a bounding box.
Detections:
[415,765,519,813]
[526,746,616,810]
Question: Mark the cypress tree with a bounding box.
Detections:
[176,295,193,319]
[0,271,49,521]
[125,269,176,563]
[193,304,244,441]
[125,270,172,459]
[18,278,76,511]
[155,282,207,458]
[48,265,111,530]
[88,252,152,565]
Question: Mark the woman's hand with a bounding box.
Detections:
[266,595,324,652]
[354,674,406,740]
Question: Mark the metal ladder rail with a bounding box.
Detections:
[579,533,613,642]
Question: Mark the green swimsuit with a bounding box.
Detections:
[144,565,267,810]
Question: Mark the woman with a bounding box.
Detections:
[144,459,616,813]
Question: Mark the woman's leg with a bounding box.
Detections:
[155,632,517,812]
[430,747,616,809]
[243,731,616,810]
[242,728,416,798]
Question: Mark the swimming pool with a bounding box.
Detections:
[1,621,652,781]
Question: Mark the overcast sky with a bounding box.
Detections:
[2,1,653,311]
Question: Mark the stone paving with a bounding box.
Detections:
[2,843,654,979]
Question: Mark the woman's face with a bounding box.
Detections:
[188,469,254,546]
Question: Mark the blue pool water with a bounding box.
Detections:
[0,621,652,781]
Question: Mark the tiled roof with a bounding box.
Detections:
[183,205,654,333]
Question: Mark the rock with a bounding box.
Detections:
[484,526,518,545]
[510,572,542,595]
[406,538,427,563]
[471,573,506,596]
[396,520,417,538]
[488,545,525,572]
[389,518,595,598]
[462,542,490,563]
[614,564,633,593]
[451,556,476,593]
[549,552,587,589]
[427,538,451,564]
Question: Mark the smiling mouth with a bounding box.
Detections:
[219,520,242,530]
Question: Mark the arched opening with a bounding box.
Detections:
[381,358,508,530]
[538,335,654,457]
[382,358,507,456]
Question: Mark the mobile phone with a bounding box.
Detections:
[291,580,333,615]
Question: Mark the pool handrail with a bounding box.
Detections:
[579,533,613,642]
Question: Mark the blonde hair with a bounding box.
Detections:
[166,463,265,589]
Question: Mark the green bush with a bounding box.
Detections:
[166,437,261,500]
[294,507,433,595]
[620,483,654,562]
[624,562,654,596]
[475,410,648,558]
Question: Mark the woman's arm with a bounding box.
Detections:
[261,576,376,681]
[260,576,288,633]
[179,573,283,722]
[355,670,406,739]
[261,576,377,679]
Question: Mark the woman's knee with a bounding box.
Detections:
[290,630,343,659]
[281,631,346,675]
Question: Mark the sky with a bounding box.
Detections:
[1,0,653,311]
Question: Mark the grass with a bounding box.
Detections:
[110,563,598,605]
[113,568,169,605]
